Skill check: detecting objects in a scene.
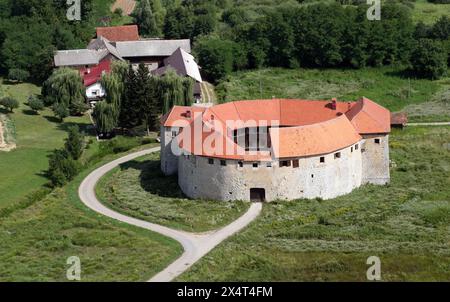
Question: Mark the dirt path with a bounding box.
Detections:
[407,122,450,126]
[78,147,262,282]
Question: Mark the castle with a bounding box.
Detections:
[161,98,391,202]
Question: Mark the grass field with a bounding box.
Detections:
[96,152,250,232]
[0,145,182,281]
[0,80,94,209]
[411,0,450,24]
[178,126,450,281]
[216,67,448,114]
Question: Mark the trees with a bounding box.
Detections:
[194,37,237,83]
[65,125,85,160]
[119,66,143,129]
[0,97,19,113]
[411,39,447,79]
[47,149,80,187]
[27,95,44,114]
[133,0,160,37]
[52,103,69,122]
[163,6,194,39]
[42,68,86,115]
[7,69,30,82]
[155,69,194,114]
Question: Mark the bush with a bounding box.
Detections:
[411,39,447,79]
[65,125,85,160]
[8,69,30,82]
[52,103,69,122]
[0,97,19,112]
[27,95,44,113]
[47,149,80,187]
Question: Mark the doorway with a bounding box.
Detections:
[250,188,266,202]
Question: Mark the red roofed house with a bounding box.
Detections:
[79,60,112,102]
[161,98,391,202]
[96,25,140,42]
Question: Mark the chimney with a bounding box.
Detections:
[331,98,337,110]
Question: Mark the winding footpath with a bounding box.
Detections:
[78,146,262,282]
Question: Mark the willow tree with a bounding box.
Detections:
[93,61,128,136]
[42,68,86,115]
[156,69,194,114]
[92,101,116,136]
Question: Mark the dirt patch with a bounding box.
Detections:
[111,0,136,15]
[0,114,16,152]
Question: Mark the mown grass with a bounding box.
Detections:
[216,67,445,112]
[178,126,450,281]
[96,152,250,232]
[0,80,94,209]
[0,144,182,281]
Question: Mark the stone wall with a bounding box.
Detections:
[361,134,390,185]
[160,126,179,176]
[178,141,364,202]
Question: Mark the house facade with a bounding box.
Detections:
[161,98,391,202]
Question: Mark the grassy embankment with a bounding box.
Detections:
[216,67,450,121]
[177,126,450,281]
[96,152,250,233]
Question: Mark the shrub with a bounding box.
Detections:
[27,95,44,113]
[0,97,19,112]
[65,125,85,160]
[411,39,447,79]
[8,68,30,82]
[47,149,80,187]
[52,103,69,122]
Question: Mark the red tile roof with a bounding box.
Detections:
[163,98,390,160]
[345,97,391,134]
[80,60,111,87]
[96,25,139,42]
[271,115,362,158]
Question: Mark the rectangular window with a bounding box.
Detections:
[220,160,227,166]
[208,158,214,165]
[293,159,299,168]
[351,147,353,152]
[171,131,177,138]
[238,161,243,168]
[280,160,291,167]
[334,152,341,159]
[320,156,325,163]
[375,138,380,144]
[252,162,258,168]
[266,162,272,168]
[355,144,359,150]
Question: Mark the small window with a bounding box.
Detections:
[351,147,353,152]
[220,160,227,166]
[280,160,291,167]
[208,158,214,165]
[355,144,359,150]
[320,156,325,163]
[293,160,299,168]
[311,174,314,178]
[375,138,380,144]
[238,161,243,168]
[252,162,258,168]
[266,162,272,168]
[171,131,177,138]
[334,152,341,159]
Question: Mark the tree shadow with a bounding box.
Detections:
[384,68,418,79]
[43,115,61,124]
[22,109,38,116]
[118,159,185,199]
[0,108,10,114]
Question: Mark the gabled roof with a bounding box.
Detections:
[96,25,139,42]
[87,36,124,61]
[54,49,102,67]
[345,97,391,134]
[153,48,202,82]
[116,39,191,58]
[271,115,362,158]
[81,60,112,87]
